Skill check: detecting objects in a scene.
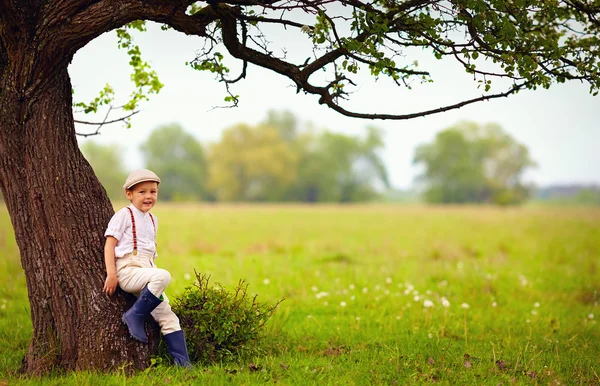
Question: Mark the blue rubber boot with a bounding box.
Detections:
[164,330,192,367]
[122,286,162,343]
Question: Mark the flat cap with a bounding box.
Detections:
[123,169,161,190]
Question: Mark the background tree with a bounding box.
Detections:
[208,124,299,201]
[414,122,535,205]
[286,127,389,202]
[140,124,209,201]
[0,0,598,374]
[80,142,128,202]
[262,110,299,143]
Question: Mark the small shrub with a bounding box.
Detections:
[170,271,282,364]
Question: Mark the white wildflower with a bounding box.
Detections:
[461,303,470,309]
[534,302,540,308]
[531,310,538,315]
[315,291,329,299]
[362,287,368,294]
[263,278,270,285]
[588,313,594,319]
[311,286,318,292]
[441,297,451,308]
[423,300,434,308]
[385,277,393,284]
[428,333,433,339]
[492,302,497,308]
[340,301,347,307]
[349,284,355,290]
[183,273,191,280]
[413,295,421,302]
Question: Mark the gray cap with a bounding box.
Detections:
[123,169,161,190]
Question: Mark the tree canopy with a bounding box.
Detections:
[414,121,535,204]
[66,0,600,126]
[140,123,210,201]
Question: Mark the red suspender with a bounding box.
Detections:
[149,213,157,249]
[126,208,157,256]
[126,207,138,255]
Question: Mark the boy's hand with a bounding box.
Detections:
[104,274,118,296]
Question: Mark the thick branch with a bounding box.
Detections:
[45,0,216,58]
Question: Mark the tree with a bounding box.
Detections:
[414,122,535,205]
[0,0,598,374]
[140,124,208,201]
[81,142,128,202]
[262,109,299,143]
[287,127,390,202]
[208,123,298,201]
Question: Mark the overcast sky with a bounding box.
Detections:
[70,21,600,190]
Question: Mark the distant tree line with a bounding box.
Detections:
[81,111,389,203]
[534,185,600,205]
[1,122,593,206]
[77,113,561,205]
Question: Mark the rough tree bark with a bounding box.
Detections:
[0,2,159,375]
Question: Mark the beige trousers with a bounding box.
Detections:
[116,252,181,335]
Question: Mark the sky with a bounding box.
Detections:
[70,20,600,190]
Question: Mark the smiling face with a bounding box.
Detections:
[126,181,159,213]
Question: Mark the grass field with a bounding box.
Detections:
[0,203,598,385]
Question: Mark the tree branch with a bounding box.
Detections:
[212,5,532,120]
[75,107,139,137]
[45,0,216,58]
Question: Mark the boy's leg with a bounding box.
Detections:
[118,267,171,297]
[152,296,192,367]
[117,267,171,343]
[150,294,181,334]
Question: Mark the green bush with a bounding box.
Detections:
[170,272,282,364]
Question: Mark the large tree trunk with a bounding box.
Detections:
[0,11,158,375]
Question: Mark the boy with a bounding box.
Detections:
[103,169,191,367]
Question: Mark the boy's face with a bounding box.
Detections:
[126,181,159,213]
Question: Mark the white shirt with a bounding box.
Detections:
[104,204,159,258]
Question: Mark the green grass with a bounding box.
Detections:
[1,203,598,385]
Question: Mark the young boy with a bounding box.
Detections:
[103,169,191,367]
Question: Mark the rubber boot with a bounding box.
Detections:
[122,285,162,343]
[164,330,192,367]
